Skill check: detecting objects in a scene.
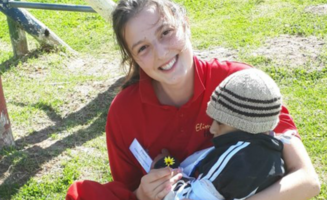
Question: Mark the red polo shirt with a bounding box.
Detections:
[105,56,298,191]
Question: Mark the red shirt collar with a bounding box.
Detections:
[139,56,205,107]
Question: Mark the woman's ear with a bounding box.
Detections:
[184,16,191,37]
[185,16,189,25]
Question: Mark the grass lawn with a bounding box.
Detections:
[0,0,326,199]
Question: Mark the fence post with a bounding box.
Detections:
[0,1,74,52]
[7,0,29,57]
[0,76,15,149]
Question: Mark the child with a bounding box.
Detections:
[153,68,286,200]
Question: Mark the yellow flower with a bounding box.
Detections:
[164,156,175,167]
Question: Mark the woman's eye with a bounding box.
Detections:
[138,45,147,53]
[162,29,173,36]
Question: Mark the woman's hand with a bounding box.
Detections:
[134,167,183,200]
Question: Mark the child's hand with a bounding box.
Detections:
[151,149,170,169]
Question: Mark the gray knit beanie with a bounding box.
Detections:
[206,69,282,134]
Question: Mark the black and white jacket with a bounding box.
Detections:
[161,131,285,200]
[191,131,285,200]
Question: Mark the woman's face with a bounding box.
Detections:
[124,5,193,87]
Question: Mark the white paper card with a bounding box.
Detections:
[129,138,153,173]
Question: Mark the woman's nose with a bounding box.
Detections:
[154,42,168,59]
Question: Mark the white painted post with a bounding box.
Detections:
[0,76,15,149]
[7,0,29,58]
[84,0,116,22]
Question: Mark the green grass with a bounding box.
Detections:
[265,67,327,198]
[182,0,327,49]
[5,158,80,200]
[0,0,118,59]
[0,0,326,199]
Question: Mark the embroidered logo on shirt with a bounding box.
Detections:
[195,123,210,132]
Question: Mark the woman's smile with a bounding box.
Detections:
[159,56,177,71]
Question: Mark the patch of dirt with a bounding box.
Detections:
[253,2,293,19]
[194,35,325,69]
[67,56,122,77]
[0,41,11,53]
[305,4,327,15]
[194,47,239,61]
[62,55,123,118]
[251,34,325,67]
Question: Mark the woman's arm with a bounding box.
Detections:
[247,137,320,200]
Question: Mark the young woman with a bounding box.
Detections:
[66,0,320,199]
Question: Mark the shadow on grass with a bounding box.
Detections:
[0,48,64,74]
[11,102,63,125]
[0,76,124,199]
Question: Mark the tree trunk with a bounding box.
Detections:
[0,76,15,149]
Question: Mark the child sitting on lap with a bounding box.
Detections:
[153,68,287,200]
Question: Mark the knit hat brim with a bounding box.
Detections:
[207,101,280,134]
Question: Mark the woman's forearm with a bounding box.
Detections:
[247,137,320,200]
[247,168,320,200]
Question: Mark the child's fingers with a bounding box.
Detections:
[170,172,183,185]
[161,148,170,156]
